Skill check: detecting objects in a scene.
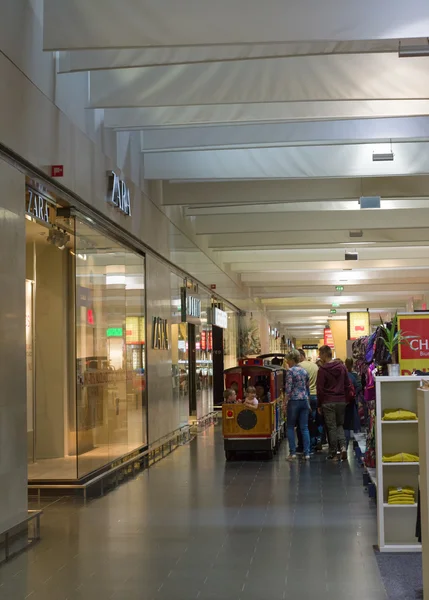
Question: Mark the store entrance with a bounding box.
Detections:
[187,324,214,420]
[188,324,197,416]
[26,208,148,481]
[212,325,224,406]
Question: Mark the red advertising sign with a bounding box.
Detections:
[208,331,213,351]
[324,328,335,349]
[398,315,429,374]
[200,331,207,351]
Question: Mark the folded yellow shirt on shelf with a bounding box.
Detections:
[382,453,419,463]
[382,409,417,421]
[387,499,416,505]
[388,486,415,495]
[388,493,415,501]
[388,491,415,499]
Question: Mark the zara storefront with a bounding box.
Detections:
[25,173,148,482]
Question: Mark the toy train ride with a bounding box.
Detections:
[222,355,287,460]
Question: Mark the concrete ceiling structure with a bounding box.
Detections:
[43,0,429,339]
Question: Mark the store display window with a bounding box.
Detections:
[26,199,147,481]
[75,219,147,479]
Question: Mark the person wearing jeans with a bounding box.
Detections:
[298,349,321,452]
[285,349,311,460]
[316,346,352,461]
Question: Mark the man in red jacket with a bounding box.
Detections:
[317,345,351,461]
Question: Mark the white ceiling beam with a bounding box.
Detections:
[186,199,429,216]
[221,247,429,263]
[58,40,407,73]
[162,177,429,206]
[141,117,429,153]
[196,208,429,235]
[43,0,429,49]
[230,258,429,272]
[241,269,429,284]
[144,142,429,180]
[207,229,429,249]
[252,284,429,294]
[89,55,429,109]
[105,101,429,129]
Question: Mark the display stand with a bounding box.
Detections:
[417,387,429,595]
[375,376,429,552]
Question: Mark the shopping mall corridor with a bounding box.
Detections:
[3,427,386,600]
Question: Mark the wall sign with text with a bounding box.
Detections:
[152,317,169,350]
[180,287,202,323]
[26,186,55,224]
[107,171,131,216]
[212,307,228,329]
[398,313,429,375]
[324,328,335,349]
[347,311,370,340]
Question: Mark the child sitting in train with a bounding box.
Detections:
[223,388,237,404]
[243,386,259,410]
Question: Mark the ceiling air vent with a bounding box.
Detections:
[349,230,363,238]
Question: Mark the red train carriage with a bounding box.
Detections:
[222,357,286,460]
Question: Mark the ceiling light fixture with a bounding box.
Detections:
[359,196,381,209]
[47,228,70,250]
[398,39,429,57]
[372,152,394,162]
[373,140,394,162]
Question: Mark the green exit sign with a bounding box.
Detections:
[332,303,340,308]
[330,309,337,314]
[335,285,344,292]
[106,327,123,338]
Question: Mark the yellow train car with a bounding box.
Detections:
[223,358,286,460]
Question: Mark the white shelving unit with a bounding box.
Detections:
[417,387,429,597]
[376,376,429,553]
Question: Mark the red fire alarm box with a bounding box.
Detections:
[51,165,64,177]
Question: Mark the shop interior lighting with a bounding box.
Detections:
[47,228,70,250]
[398,40,429,57]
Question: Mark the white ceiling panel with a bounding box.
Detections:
[105,101,429,129]
[196,208,429,235]
[143,142,429,180]
[58,40,407,73]
[89,55,429,108]
[141,117,429,152]
[161,177,429,206]
[43,0,429,49]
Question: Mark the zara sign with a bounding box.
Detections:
[107,171,131,216]
[26,187,54,224]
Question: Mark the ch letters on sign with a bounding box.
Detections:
[107,171,131,216]
[26,188,52,223]
[152,317,169,350]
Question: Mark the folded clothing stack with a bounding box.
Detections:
[382,452,419,463]
[382,409,417,421]
[387,486,416,505]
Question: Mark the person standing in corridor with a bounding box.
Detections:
[299,349,321,452]
[285,349,311,461]
[317,345,351,461]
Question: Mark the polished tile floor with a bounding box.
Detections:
[3,426,386,600]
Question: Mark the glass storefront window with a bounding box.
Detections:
[224,310,239,369]
[75,219,147,478]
